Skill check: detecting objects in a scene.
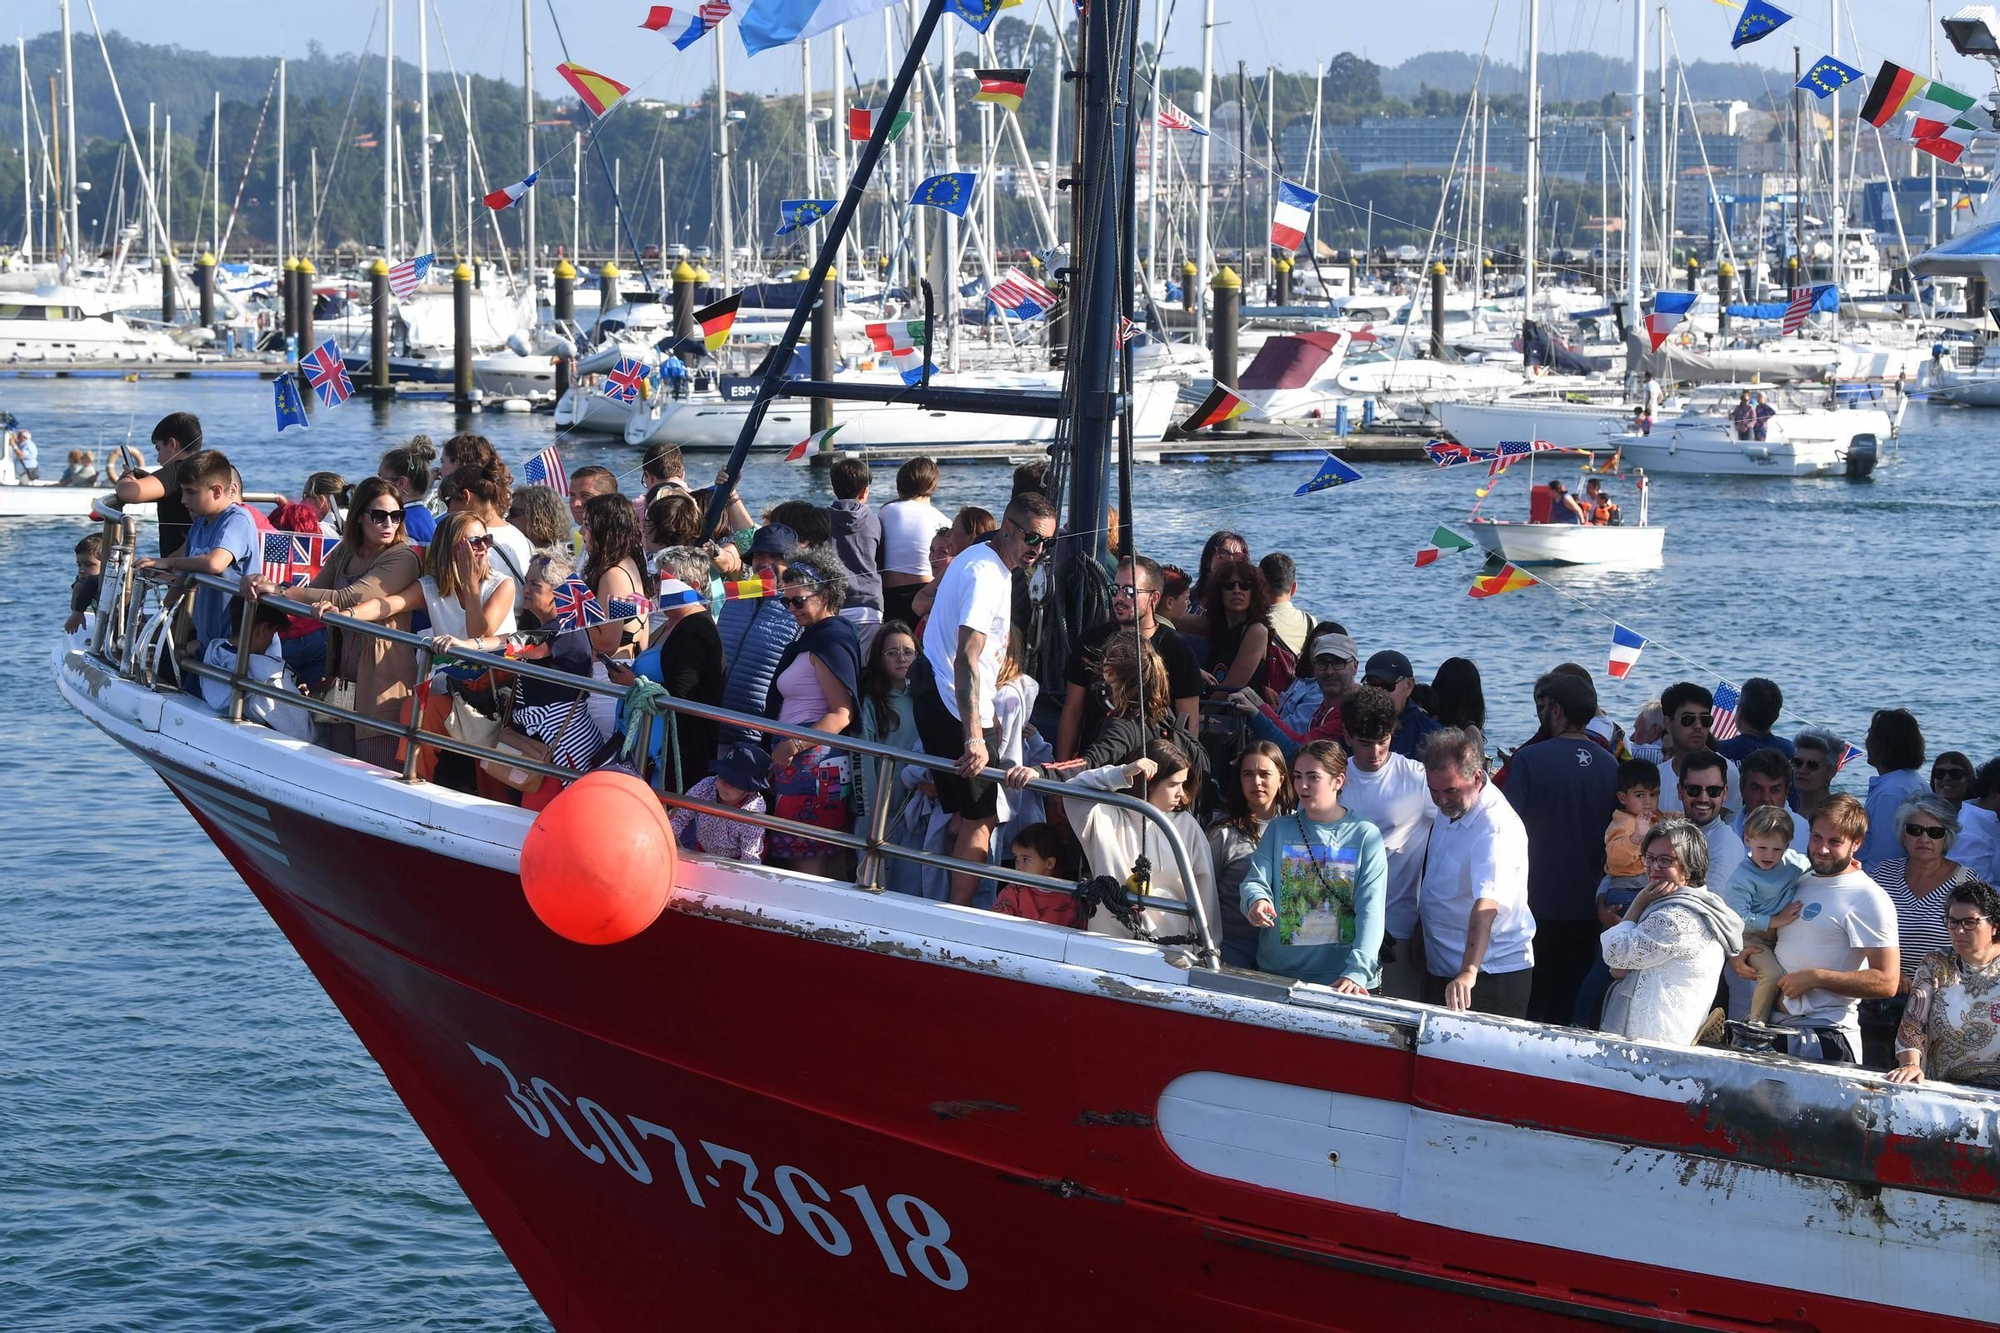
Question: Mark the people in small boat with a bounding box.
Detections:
[1582,477,1619,525]
[1545,478,1586,525]
[7,427,40,480]
[1732,390,1756,440]
[1890,880,2000,1089]
[1751,391,1775,440]
[59,449,98,486]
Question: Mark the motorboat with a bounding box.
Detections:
[1613,391,1896,477]
[0,287,190,364]
[1433,384,1633,454]
[1919,344,2000,406]
[1465,470,1665,568]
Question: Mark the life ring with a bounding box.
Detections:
[105,442,148,481]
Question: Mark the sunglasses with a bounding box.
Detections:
[1113,584,1154,599]
[1792,757,1825,770]
[1676,713,1714,729]
[1904,823,1949,840]
[1934,767,1969,781]
[1681,783,1726,798]
[781,594,815,610]
[364,506,404,523]
[465,534,494,550]
[1948,915,1990,930]
[1220,579,1253,593]
[1007,520,1052,549]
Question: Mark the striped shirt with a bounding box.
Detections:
[1876,857,1976,979]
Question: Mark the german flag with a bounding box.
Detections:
[694,294,741,354]
[1467,560,1539,600]
[557,62,631,118]
[1181,383,1250,431]
[1859,60,1927,127]
[972,69,1031,113]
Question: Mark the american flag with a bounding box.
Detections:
[988,267,1056,311]
[1710,681,1741,742]
[1782,285,1815,336]
[603,356,647,404]
[1157,100,1208,135]
[522,446,569,498]
[302,339,355,408]
[261,531,335,585]
[387,252,434,299]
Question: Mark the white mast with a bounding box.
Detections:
[521,0,534,283]
[572,129,581,255]
[146,102,155,259]
[17,37,30,262]
[940,18,960,368]
[832,26,848,280]
[163,110,171,255]
[418,0,432,257]
[1524,0,1539,344]
[277,57,286,275]
[61,0,79,265]
[1827,0,1841,334]
[1195,0,1215,345]
[1929,0,1939,250]
[1264,66,1275,290]
[383,0,395,261]
[1146,0,1164,291]
[1657,4,1668,287]
[1626,0,1644,336]
[1044,0,1060,227]
[1310,61,1324,260]
[716,20,734,293]
[1474,95,1487,309]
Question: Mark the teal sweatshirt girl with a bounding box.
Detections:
[1240,810,1388,989]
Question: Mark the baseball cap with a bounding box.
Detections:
[1364,649,1414,684]
[1310,631,1359,664]
[750,523,799,557]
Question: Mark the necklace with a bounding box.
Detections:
[1293,810,1351,903]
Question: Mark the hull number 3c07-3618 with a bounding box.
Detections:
[466,1044,969,1290]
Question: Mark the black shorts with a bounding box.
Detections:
[910,657,1000,821]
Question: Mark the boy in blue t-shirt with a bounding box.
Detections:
[137,447,258,652]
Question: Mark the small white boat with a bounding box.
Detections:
[0,482,148,521]
[1465,470,1664,567]
[1433,389,1632,454]
[1613,397,1894,477]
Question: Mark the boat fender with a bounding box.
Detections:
[519,770,677,944]
[507,331,533,357]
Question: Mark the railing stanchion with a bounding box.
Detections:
[227,591,258,723]
[859,754,897,893]
[401,648,433,782]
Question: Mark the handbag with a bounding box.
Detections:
[480,690,589,794]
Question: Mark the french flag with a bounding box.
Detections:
[483,171,538,211]
[641,3,730,50]
[1270,179,1318,254]
[1644,290,1698,350]
[1606,623,1646,680]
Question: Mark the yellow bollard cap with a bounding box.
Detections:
[600,261,621,279]
[298,257,316,275]
[454,260,474,282]
[1211,265,1241,290]
[671,260,696,282]
[554,258,577,280]
[369,258,390,276]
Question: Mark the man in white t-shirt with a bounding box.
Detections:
[910,490,1058,905]
[1339,685,1434,1000]
[1675,750,1745,893]
[1648,682,1741,815]
[1734,794,1898,1064]
[1418,727,1535,1016]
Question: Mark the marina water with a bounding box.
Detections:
[4,377,1994,1328]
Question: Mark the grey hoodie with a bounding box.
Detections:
[828,497,883,612]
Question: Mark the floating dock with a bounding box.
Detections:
[822,429,1431,467]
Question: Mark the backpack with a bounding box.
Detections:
[1263,633,1298,701]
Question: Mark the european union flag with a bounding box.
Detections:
[274,371,309,434]
[945,0,1019,33]
[1798,55,1863,99]
[1730,0,1791,50]
[912,171,976,217]
[776,198,837,236]
[1294,453,1364,497]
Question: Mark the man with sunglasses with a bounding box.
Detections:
[1950,759,2000,885]
[1056,555,1202,763]
[1674,750,1744,895]
[912,491,1058,905]
[1651,682,1741,816]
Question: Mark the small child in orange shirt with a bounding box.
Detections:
[1600,759,1660,925]
[992,823,1081,928]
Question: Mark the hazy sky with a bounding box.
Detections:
[15,0,1993,101]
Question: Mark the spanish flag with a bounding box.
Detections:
[1468,560,1539,599]
[972,69,1030,113]
[1181,383,1251,431]
[694,293,741,354]
[721,569,779,601]
[557,62,630,118]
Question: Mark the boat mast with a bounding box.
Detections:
[520,0,532,284]
[1310,60,1324,263]
[212,90,221,256]
[1146,0,1164,292]
[383,0,395,262]
[1656,4,1668,288]
[1523,0,1539,363]
[1194,0,1214,346]
[1474,95,1487,310]
[1929,0,1939,252]
[1625,0,1644,342]
[17,37,29,263]
[716,23,734,294]
[61,0,79,269]
[418,0,432,259]
[1826,0,1840,336]
[1793,47,1804,283]
[832,27,848,282]
[277,56,285,278]
[1265,65,1276,292]
[940,19,960,369]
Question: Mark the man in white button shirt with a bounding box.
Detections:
[1418,728,1536,1016]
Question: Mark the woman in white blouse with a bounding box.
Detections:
[1599,819,1746,1045]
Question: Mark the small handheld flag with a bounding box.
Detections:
[1729,0,1790,49]
[1293,454,1363,496]
[1270,180,1318,254]
[694,293,741,353]
[261,530,335,585]
[944,0,1023,31]
[912,172,976,217]
[551,576,603,634]
[721,570,780,601]
[1645,290,1698,350]
[1606,624,1647,679]
[386,252,434,299]
[484,171,539,210]
[302,339,355,408]
[1837,742,1864,772]
[776,198,837,235]
[1468,560,1539,599]
[1413,524,1474,567]
[848,107,912,142]
[523,446,569,498]
[786,424,843,463]
[1157,100,1208,135]
[654,578,704,611]
[1181,384,1251,431]
[1797,55,1863,100]
[557,62,631,117]
[1710,681,1742,742]
[603,356,648,404]
[274,373,309,434]
[972,68,1030,113]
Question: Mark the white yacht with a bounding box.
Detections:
[0,287,188,364]
[1613,391,1896,477]
[1433,383,1633,454]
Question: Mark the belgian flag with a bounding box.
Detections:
[972,69,1031,113]
[695,294,741,354]
[1181,383,1251,432]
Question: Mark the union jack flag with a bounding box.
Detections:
[522,445,569,498]
[1782,285,1814,336]
[387,252,434,299]
[603,356,647,404]
[260,530,335,585]
[551,576,604,633]
[1425,439,1498,468]
[1118,315,1141,344]
[302,339,354,408]
[1710,681,1741,743]
[989,267,1057,312]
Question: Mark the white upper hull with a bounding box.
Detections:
[1613,407,1892,477]
[1467,520,1665,567]
[1435,398,1632,453]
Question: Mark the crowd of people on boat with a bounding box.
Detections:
[68,410,2000,1093]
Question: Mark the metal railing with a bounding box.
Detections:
[85,534,1218,965]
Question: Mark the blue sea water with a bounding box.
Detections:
[1,376,1993,1329]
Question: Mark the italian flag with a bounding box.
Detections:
[1413,524,1474,568]
[1912,80,1977,140]
[848,108,912,143]
[1915,117,1981,164]
[694,293,741,353]
[864,318,925,352]
[785,424,843,463]
[1181,383,1251,431]
[1468,560,1539,600]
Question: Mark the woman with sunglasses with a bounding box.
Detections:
[442,461,532,593]
[1931,751,1975,808]
[246,476,420,767]
[763,550,862,878]
[1200,558,1274,698]
[1889,880,2000,1088]
[1875,792,1978,990]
